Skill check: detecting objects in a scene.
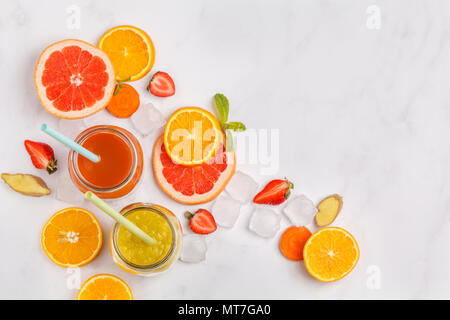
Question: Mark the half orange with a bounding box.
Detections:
[164,107,222,166]
[41,207,102,268]
[98,25,155,81]
[303,227,359,282]
[77,274,133,300]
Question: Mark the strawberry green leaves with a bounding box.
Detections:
[214,93,246,152]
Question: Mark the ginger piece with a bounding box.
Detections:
[315,194,343,227]
[1,173,51,197]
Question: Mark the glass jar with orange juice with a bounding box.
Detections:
[68,125,143,199]
[109,203,182,276]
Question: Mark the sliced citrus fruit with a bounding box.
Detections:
[34,39,116,119]
[303,227,359,282]
[153,133,235,204]
[41,207,102,267]
[164,107,222,165]
[77,274,133,300]
[98,25,155,81]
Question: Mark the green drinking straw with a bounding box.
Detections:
[40,123,100,163]
[85,191,156,246]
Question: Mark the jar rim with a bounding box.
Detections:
[69,125,137,193]
[112,203,177,270]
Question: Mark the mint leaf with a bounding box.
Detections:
[224,122,246,132]
[225,129,234,152]
[214,93,229,125]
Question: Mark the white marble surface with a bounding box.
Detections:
[0,0,449,299]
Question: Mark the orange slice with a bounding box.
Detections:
[164,107,222,165]
[303,227,359,282]
[41,207,102,267]
[34,39,116,119]
[98,25,155,81]
[77,274,133,300]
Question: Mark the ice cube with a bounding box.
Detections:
[249,208,281,238]
[225,171,259,203]
[131,102,165,136]
[211,197,241,228]
[283,195,317,226]
[55,173,85,205]
[180,234,207,263]
[58,118,87,140]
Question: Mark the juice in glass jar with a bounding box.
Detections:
[110,203,182,276]
[69,125,143,199]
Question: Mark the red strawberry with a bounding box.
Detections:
[148,71,175,97]
[24,140,57,174]
[185,209,217,234]
[253,178,294,205]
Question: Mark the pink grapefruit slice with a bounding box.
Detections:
[34,39,116,119]
[153,134,236,204]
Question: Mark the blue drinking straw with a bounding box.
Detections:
[40,123,100,163]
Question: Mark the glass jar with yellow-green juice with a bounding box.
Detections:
[109,203,182,276]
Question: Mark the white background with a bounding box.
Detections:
[1,0,449,299]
